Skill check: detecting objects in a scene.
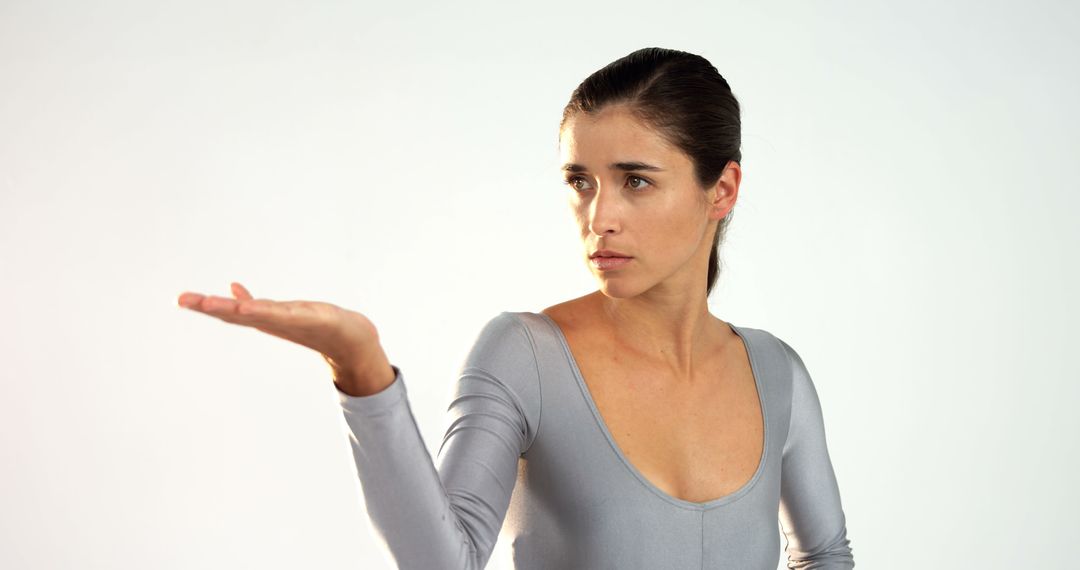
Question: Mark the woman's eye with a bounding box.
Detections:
[563,175,650,192]
[627,175,651,191]
[563,176,591,191]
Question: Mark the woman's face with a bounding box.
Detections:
[558,104,740,299]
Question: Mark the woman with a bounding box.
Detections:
[178,47,855,569]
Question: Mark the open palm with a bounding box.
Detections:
[176,282,390,393]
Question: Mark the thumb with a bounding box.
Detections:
[231,282,254,301]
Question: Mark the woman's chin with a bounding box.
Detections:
[595,280,642,299]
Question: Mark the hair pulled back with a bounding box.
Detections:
[559,47,742,297]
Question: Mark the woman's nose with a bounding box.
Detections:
[587,185,621,236]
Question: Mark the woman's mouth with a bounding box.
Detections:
[590,256,632,271]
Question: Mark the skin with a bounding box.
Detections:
[552,103,742,383]
[542,104,760,503]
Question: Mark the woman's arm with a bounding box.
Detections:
[776,338,855,569]
[337,312,541,570]
[175,286,535,567]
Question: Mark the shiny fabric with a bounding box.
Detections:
[338,311,854,569]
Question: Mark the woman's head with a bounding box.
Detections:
[558,47,742,300]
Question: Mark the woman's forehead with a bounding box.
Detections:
[560,114,685,168]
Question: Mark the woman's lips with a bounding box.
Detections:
[590,256,632,270]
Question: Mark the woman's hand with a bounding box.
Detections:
[176,282,395,396]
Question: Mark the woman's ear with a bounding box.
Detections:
[707,160,741,220]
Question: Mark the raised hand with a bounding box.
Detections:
[176,282,395,396]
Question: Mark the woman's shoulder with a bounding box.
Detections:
[477,297,591,339]
[727,323,821,399]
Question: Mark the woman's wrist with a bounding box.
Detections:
[331,349,396,397]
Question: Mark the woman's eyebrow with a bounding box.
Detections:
[561,161,665,173]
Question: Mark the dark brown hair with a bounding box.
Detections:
[559,47,742,297]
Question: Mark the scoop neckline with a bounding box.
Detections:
[534,311,769,511]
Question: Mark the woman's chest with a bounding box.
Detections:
[566,333,765,505]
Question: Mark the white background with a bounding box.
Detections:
[2,0,1077,568]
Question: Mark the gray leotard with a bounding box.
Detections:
[337,311,854,569]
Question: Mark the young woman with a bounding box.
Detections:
[178,47,855,569]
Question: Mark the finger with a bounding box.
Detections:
[179,292,242,314]
[231,282,254,301]
[204,296,302,330]
[202,294,241,314]
[239,300,328,335]
[236,298,278,317]
[180,294,248,323]
[177,292,205,309]
[180,292,317,338]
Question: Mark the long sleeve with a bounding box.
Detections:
[336,312,541,570]
[776,338,855,569]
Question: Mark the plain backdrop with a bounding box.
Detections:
[2,0,1078,568]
